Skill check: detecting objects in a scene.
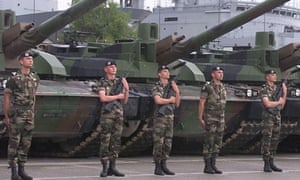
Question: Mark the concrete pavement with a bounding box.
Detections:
[1,154,300,180]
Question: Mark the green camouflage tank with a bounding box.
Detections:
[1,0,299,157]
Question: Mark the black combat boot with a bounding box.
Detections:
[269,157,282,172]
[10,162,21,180]
[107,158,125,177]
[211,154,222,174]
[18,162,33,180]
[263,157,272,172]
[100,160,109,177]
[161,159,175,175]
[204,158,215,174]
[154,160,164,176]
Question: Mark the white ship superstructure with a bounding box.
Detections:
[142,0,300,49]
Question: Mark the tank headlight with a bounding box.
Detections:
[0,79,7,89]
[87,81,98,92]
[246,89,252,97]
[234,88,258,98]
[296,89,300,97]
[290,89,300,97]
[252,90,258,97]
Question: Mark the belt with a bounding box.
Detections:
[206,109,225,114]
[13,105,34,110]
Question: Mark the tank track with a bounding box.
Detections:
[222,120,262,153]
[66,125,102,157]
[222,120,298,154]
[120,117,153,156]
[32,116,151,157]
[31,124,102,157]
[243,121,298,153]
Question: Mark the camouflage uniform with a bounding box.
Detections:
[152,81,176,161]
[260,83,281,159]
[98,77,124,161]
[4,71,39,165]
[200,81,226,160]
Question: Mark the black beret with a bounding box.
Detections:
[18,50,34,60]
[265,69,276,74]
[158,65,169,72]
[105,60,117,67]
[212,66,224,72]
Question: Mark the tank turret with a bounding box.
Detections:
[1,0,107,67]
[156,0,291,65]
[46,0,291,85]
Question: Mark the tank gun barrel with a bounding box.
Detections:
[2,0,106,59]
[156,0,291,65]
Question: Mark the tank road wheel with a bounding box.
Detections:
[120,117,153,156]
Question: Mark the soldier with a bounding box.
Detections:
[198,66,226,174]
[98,60,129,177]
[152,65,180,176]
[3,50,39,180]
[260,69,287,173]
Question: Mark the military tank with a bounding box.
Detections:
[169,31,300,154]
[0,0,295,157]
[42,0,297,155]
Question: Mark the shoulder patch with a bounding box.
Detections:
[202,83,210,91]
[202,82,210,89]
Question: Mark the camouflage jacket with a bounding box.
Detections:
[4,71,39,107]
[200,81,227,114]
[260,83,280,115]
[98,77,124,112]
[152,81,176,116]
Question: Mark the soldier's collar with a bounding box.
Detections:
[211,80,222,86]
[104,76,117,81]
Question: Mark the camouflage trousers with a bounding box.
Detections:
[152,115,174,161]
[8,109,34,165]
[99,111,124,161]
[203,119,225,160]
[261,111,281,158]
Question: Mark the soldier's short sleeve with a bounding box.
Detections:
[4,77,16,94]
[152,85,161,97]
[260,85,268,99]
[97,78,105,92]
[200,84,209,99]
